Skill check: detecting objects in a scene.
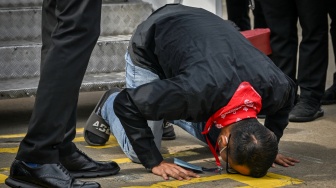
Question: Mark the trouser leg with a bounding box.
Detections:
[296,0,328,101]
[328,0,336,83]
[253,0,267,28]
[258,0,298,83]
[16,0,102,163]
[226,0,251,31]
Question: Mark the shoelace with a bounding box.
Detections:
[76,149,94,162]
[163,121,174,128]
[56,163,71,176]
[77,148,107,166]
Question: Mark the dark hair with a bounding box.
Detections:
[229,118,278,178]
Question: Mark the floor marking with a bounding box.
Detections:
[0,172,304,187]
[0,128,84,139]
[113,157,133,164]
[0,136,120,153]
[0,168,9,172]
[0,147,17,154]
[76,128,84,134]
[0,151,200,185]
[84,136,120,149]
[0,134,26,139]
[0,174,7,184]
[0,130,304,187]
[123,173,303,188]
[162,151,199,158]
[113,151,200,164]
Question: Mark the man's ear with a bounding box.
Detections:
[217,134,228,147]
[218,127,231,147]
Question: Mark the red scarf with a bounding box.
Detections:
[201,81,262,168]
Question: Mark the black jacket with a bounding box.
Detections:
[114,4,295,170]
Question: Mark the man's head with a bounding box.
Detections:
[218,118,278,177]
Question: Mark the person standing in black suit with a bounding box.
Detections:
[321,0,336,105]
[226,0,267,31]
[258,0,329,122]
[5,1,120,187]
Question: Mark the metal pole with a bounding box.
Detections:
[249,0,255,10]
[215,0,223,18]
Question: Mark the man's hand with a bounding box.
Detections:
[273,153,300,167]
[151,161,200,180]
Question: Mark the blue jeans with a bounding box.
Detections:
[101,52,218,162]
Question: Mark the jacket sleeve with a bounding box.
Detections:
[264,107,290,142]
[113,76,189,169]
[264,92,293,142]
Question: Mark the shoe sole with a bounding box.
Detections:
[6,177,43,188]
[70,166,120,178]
[321,100,336,105]
[289,109,324,122]
[162,122,176,140]
[162,136,176,140]
[257,114,266,119]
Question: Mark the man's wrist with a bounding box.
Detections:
[145,160,162,172]
[146,167,153,172]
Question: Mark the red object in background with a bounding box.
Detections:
[240,28,272,55]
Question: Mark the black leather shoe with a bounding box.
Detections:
[5,160,100,188]
[162,121,176,140]
[60,148,120,178]
[289,100,324,122]
[321,84,336,105]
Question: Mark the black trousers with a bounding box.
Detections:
[258,0,328,102]
[226,0,267,31]
[329,0,336,83]
[16,0,102,163]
